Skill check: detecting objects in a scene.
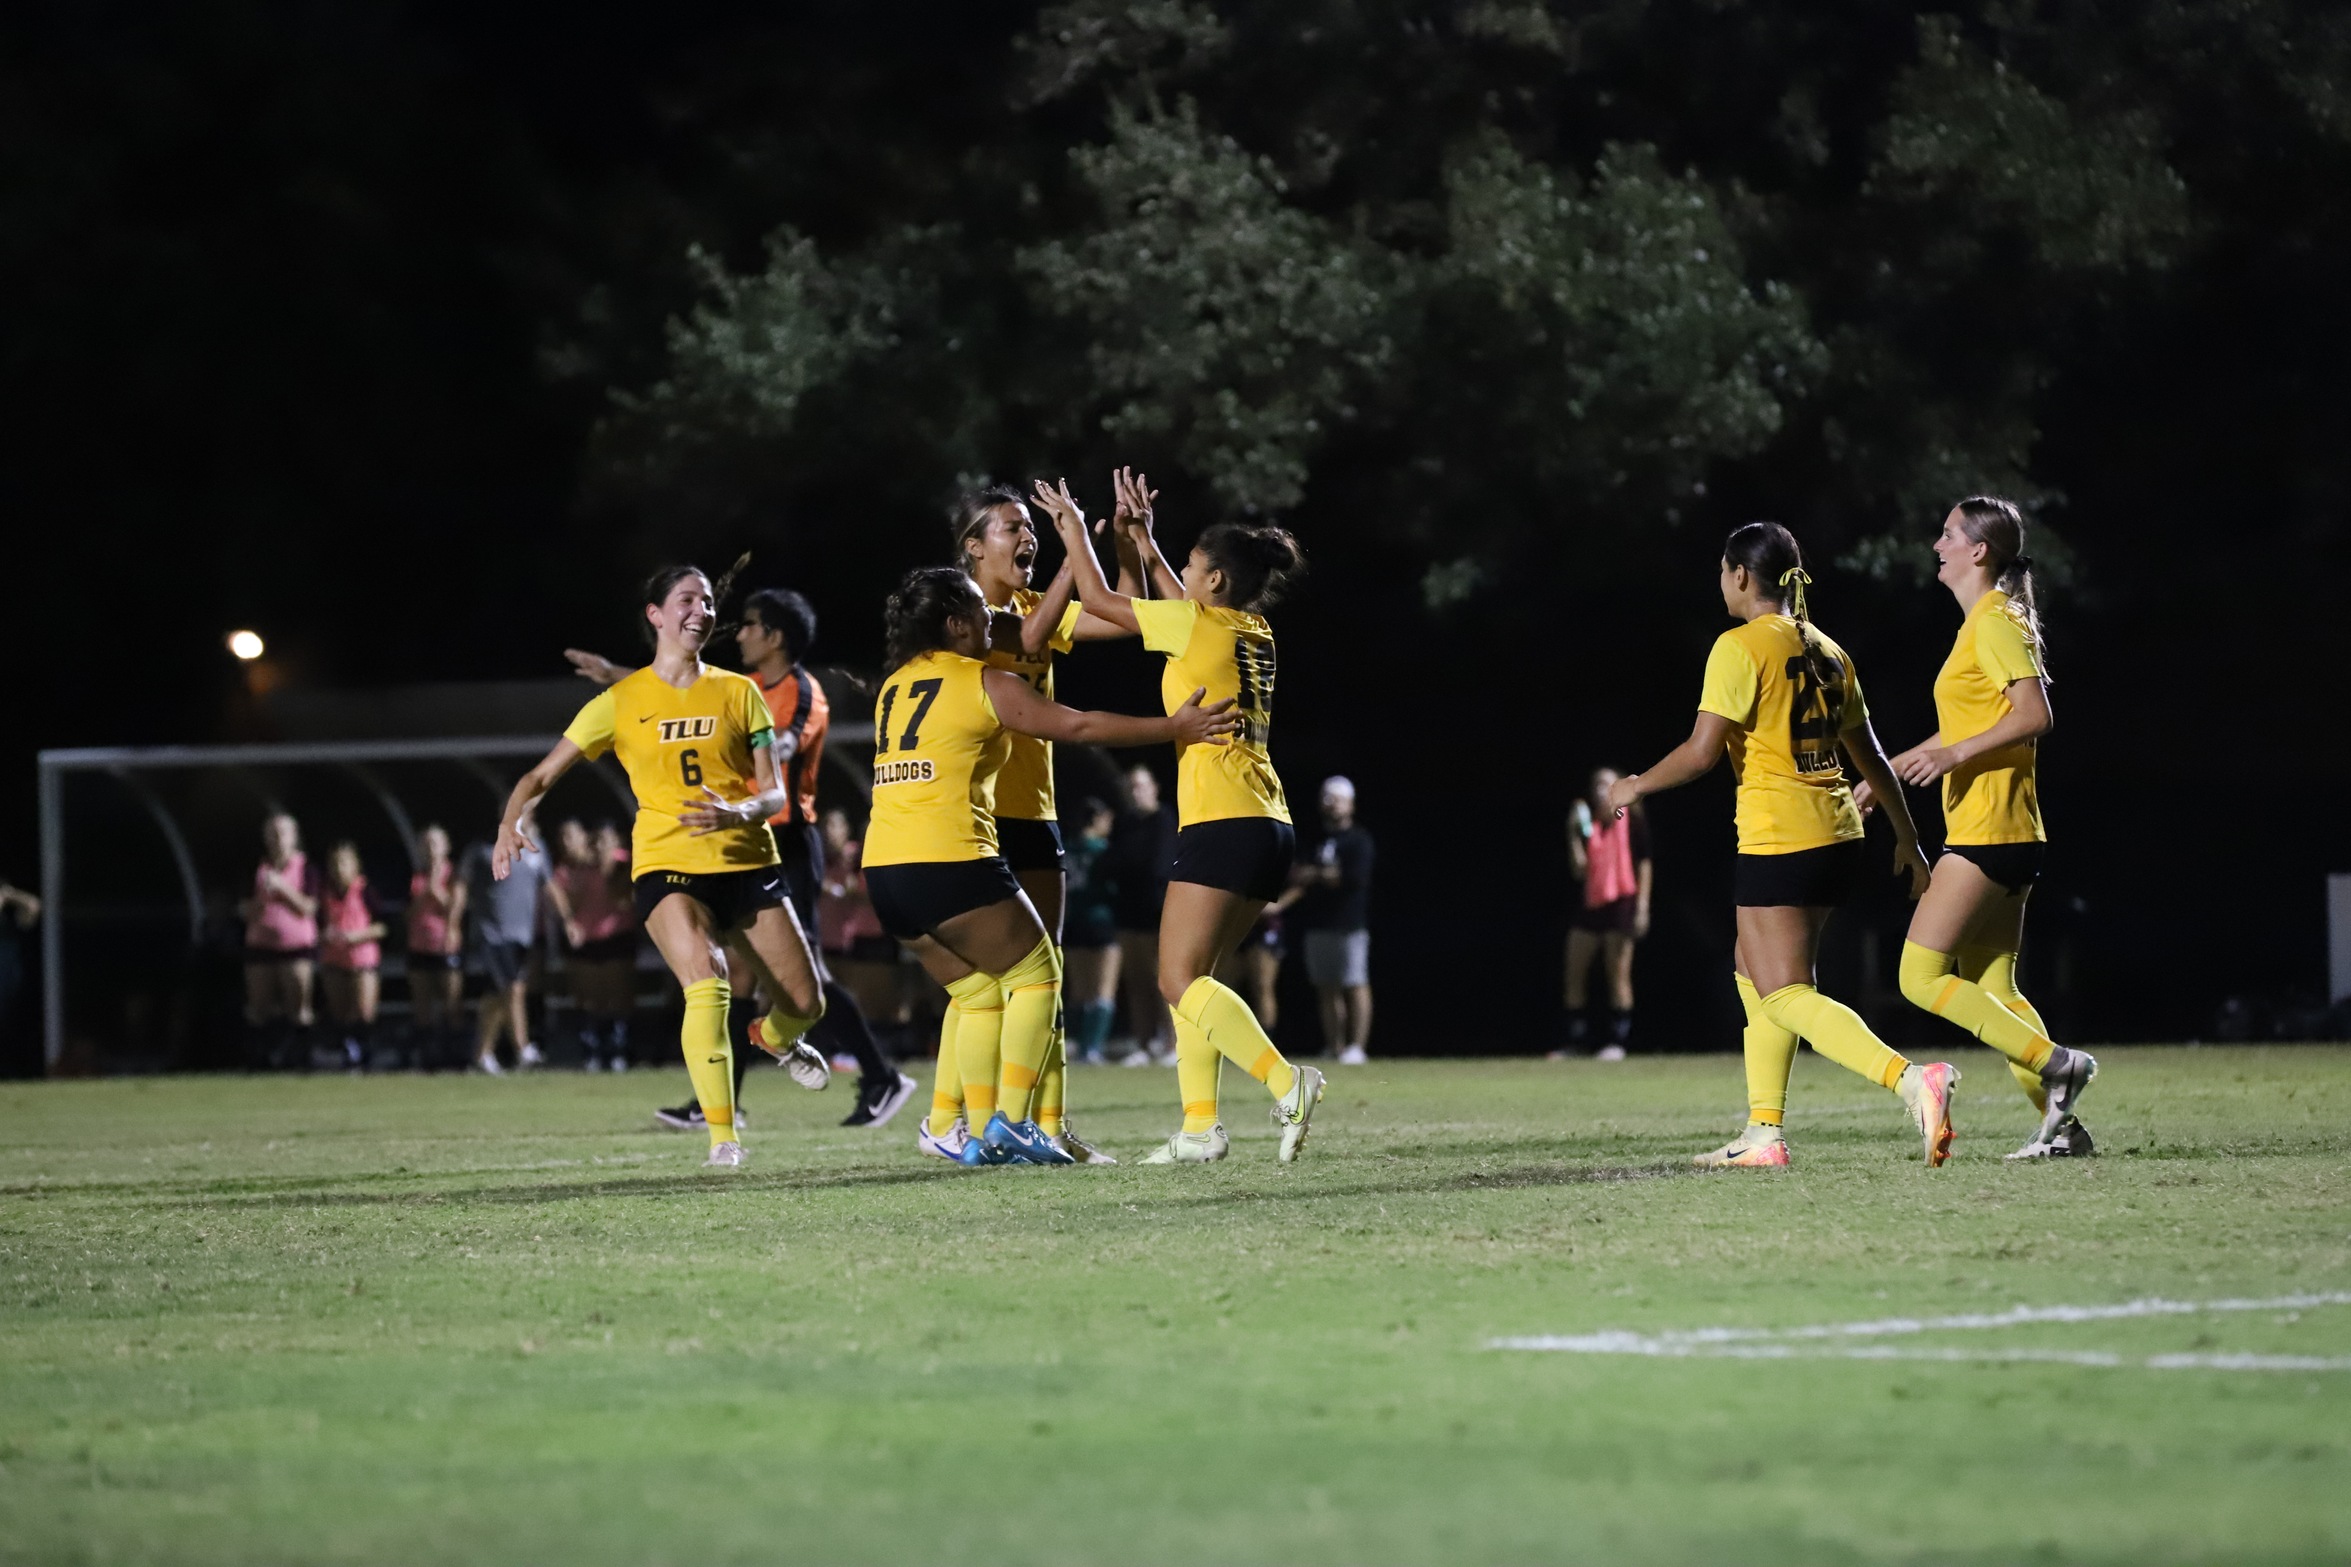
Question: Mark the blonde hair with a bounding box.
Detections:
[1952,496,2048,675]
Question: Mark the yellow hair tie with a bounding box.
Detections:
[1777,565,1812,620]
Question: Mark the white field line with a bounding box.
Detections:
[1492,1292,2351,1372]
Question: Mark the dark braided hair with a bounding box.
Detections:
[883,565,987,671]
[1722,522,1838,727]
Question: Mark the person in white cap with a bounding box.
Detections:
[1290,775,1375,1065]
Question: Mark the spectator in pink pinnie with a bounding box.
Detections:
[241,812,319,1068]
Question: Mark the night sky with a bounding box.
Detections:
[10,2,2351,1068]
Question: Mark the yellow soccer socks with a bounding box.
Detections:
[753,994,824,1058]
[927,1000,966,1138]
[1961,945,2053,1110]
[947,969,1005,1130]
[995,938,1062,1124]
[1172,1007,1223,1134]
[680,978,737,1148]
[1034,959,1069,1137]
[1174,976,1297,1100]
[1757,982,1907,1091]
[1899,941,2055,1075]
[1737,972,1798,1128]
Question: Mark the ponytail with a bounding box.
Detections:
[883,565,986,671]
[1195,522,1306,610]
[1723,521,1836,698]
[1952,495,2049,677]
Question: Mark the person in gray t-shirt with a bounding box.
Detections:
[461,812,565,1072]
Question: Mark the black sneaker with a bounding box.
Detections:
[653,1102,703,1132]
[841,1071,919,1129]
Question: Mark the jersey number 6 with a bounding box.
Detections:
[679,748,702,787]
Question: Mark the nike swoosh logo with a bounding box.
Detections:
[637,715,655,723]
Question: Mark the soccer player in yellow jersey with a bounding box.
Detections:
[866,566,1237,1166]
[491,565,828,1167]
[1880,496,2096,1158]
[915,485,1148,1163]
[1034,473,1328,1164]
[1608,522,1963,1167]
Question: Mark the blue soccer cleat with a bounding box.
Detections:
[981,1112,1075,1166]
[959,1131,1016,1167]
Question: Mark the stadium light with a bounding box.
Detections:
[226,629,265,661]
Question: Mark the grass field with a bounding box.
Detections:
[3,1046,2349,1565]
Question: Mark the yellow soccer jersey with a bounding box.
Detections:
[562,667,778,876]
[984,587,1082,823]
[861,650,1010,867]
[1698,614,1868,854]
[1934,589,2046,846]
[1131,597,1290,828]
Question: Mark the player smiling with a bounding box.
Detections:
[492,565,827,1167]
[1884,496,2097,1158]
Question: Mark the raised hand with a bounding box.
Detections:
[564,648,630,687]
[1170,687,1241,746]
[1031,477,1086,540]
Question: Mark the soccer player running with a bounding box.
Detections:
[1607,522,1961,1168]
[1033,473,1327,1164]
[867,566,1238,1166]
[496,565,828,1168]
[568,588,918,1129]
[921,485,1148,1161]
[1879,496,2096,1158]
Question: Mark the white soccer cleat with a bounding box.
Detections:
[517,1043,546,1069]
[1050,1118,1118,1165]
[704,1140,745,1168]
[784,1041,831,1090]
[1693,1123,1791,1169]
[917,1116,970,1162]
[1273,1064,1326,1163]
[1336,1044,1369,1066]
[1140,1125,1229,1164]
[475,1054,505,1077]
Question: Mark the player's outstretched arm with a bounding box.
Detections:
[492,740,582,879]
[983,668,1236,749]
[1609,712,1735,817]
[1031,478,1143,635]
[563,649,634,686]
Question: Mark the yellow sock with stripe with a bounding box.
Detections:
[1172,1006,1223,1133]
[1960,945,2052,1110]
[926,1001,966,1137]
[1737,972,1798,1127]
[1757,982,1907,1091]
[680,978,737,1147]
[1173,976,1296,1100]
[995,938,1062,1123]
[1898,941,2054,1074]
[753,991,825,1056]
[1034,956,1069,1135]
[947,969,1005,1128]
